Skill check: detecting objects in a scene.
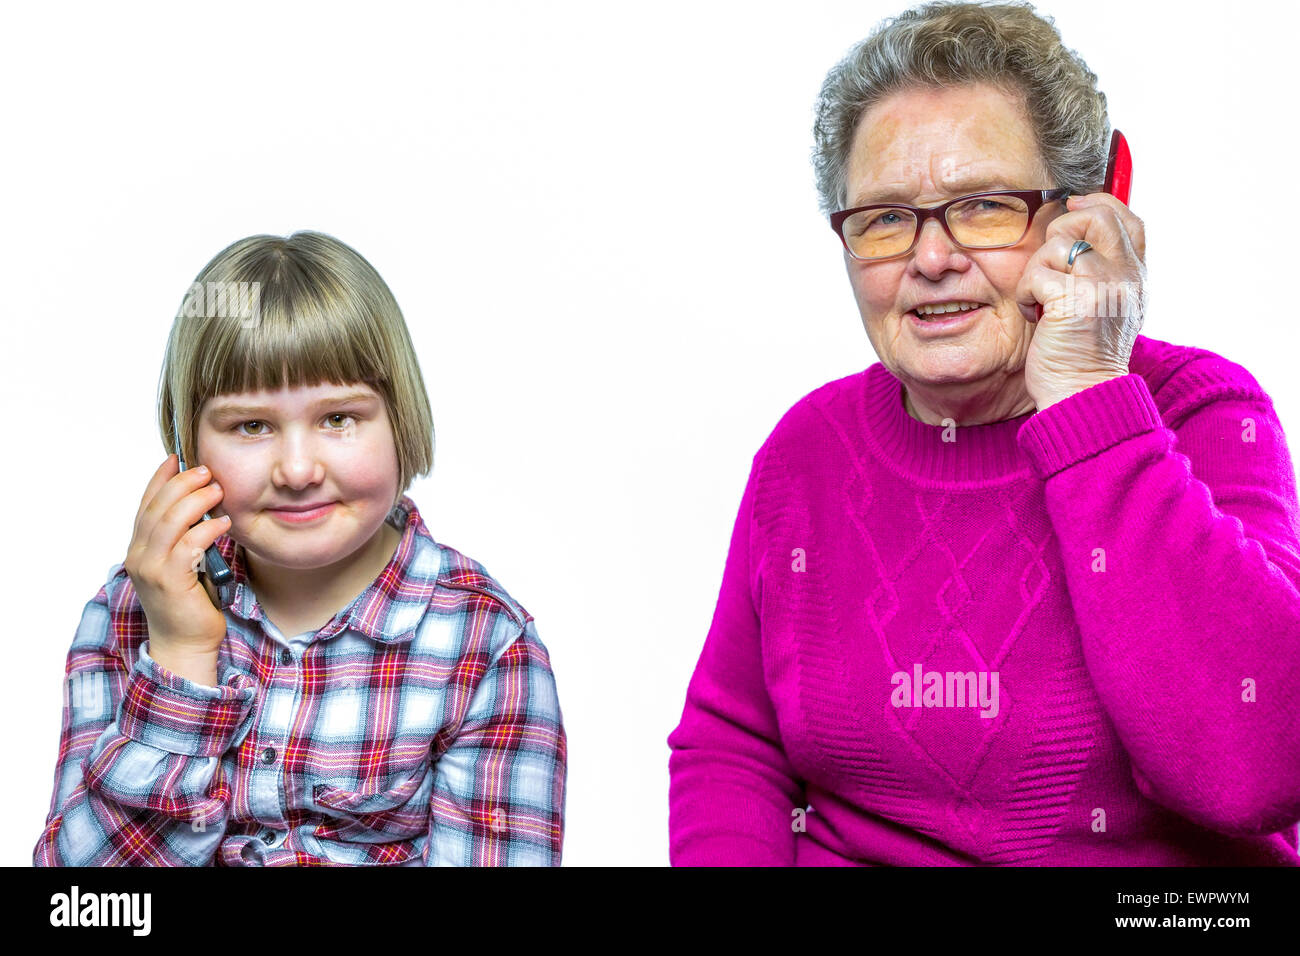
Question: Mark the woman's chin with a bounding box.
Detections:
[902,353,984,384]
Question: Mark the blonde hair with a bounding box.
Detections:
[158,231,434,509]
[812,0,1110,215]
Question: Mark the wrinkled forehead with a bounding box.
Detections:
[844,88,1045,206]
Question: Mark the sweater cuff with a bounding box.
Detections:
[119,642,256,756]
[1016,373,1165,480]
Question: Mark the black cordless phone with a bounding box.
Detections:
[172,408,234,596]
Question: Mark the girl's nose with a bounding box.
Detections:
[272,445,327,489]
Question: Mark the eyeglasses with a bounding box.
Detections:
[829,188,1072,261]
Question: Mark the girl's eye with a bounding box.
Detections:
[232,414,356,437]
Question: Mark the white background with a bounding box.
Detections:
[3,0,1298,867]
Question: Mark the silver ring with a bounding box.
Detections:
[1066,239,1093,269]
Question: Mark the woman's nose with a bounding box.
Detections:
[911,217,963,274]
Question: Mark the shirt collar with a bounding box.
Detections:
[211,494,440,645]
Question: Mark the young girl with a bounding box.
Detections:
[34,231,566,866]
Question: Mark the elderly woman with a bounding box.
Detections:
[668,0,1300,866]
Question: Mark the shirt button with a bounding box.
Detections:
[261,831,277,845]
[280,649,293,665]
[261,747,276,764]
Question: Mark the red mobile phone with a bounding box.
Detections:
[1034,128,1131,319]
[1103,128,1133,206]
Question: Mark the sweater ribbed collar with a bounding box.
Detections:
[860,362,1035,486]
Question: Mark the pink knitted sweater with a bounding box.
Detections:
[668,334,1300,865]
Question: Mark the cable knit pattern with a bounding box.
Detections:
[668,334,1300,866]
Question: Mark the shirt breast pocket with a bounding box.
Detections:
[313,757,433,843]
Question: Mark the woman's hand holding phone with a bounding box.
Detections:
[123,453,232,685]
[1017,129,1142,410]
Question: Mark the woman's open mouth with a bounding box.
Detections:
[908,303,986,334]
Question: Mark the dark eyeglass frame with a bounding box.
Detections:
[829,188,1073,262]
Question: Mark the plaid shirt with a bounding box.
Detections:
[33,495,566,866]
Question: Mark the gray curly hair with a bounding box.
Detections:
[812,0,1109,216]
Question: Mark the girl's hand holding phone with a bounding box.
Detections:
[123,453,232,684]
